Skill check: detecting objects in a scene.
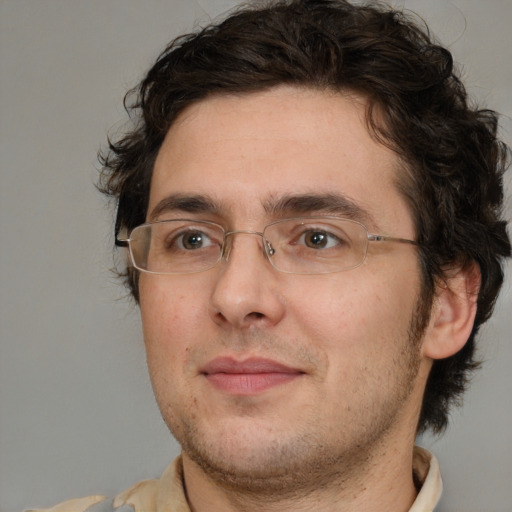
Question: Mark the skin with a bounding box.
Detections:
[138,86,476,512]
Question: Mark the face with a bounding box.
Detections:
[139,86,431,493]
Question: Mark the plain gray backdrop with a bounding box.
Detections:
[1,1,511,511]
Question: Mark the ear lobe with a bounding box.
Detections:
[422,262,481,360]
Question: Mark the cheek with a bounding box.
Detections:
[139,276,209,375]
[288,265,419,352]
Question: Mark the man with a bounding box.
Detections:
[35,0,510,510]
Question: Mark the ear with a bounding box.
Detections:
[422,262,481,360]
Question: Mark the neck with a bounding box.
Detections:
[182,437,419,512]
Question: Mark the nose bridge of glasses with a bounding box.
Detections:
[222,230,272,261]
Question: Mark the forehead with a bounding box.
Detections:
[150,86,412,232]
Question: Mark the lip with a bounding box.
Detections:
[201,357,304,395]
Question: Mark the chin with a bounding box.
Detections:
[175,415,356,496]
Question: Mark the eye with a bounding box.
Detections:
[299,229,343,250]
[175,230,214,250]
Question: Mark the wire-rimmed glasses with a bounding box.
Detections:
[116,216,418,275]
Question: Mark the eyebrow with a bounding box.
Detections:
[148,192,377,228]
[263,193,378,227]
[148,193,221,221]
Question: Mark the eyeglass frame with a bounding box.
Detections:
[115,216,419,275]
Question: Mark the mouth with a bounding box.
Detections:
[201,357,305,395]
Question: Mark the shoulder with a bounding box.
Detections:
[27,457,187,512]
[26,495,110,512]
[27,479,159,512]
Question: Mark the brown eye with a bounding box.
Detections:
[304,231,328,248]
[299,230,344,250]
[181,231,207,250]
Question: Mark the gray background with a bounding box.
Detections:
[0,1,510,511]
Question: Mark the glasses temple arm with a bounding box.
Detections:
[367,234,419,246]
[115,238,129,248]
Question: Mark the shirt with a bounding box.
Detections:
[29,446,442,512]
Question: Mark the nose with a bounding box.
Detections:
[208,231,285,330]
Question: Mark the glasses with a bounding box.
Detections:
[116,217,418,275]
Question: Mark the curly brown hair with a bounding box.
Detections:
[99,0,511,433]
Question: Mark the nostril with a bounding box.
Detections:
[248,312,265,319]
